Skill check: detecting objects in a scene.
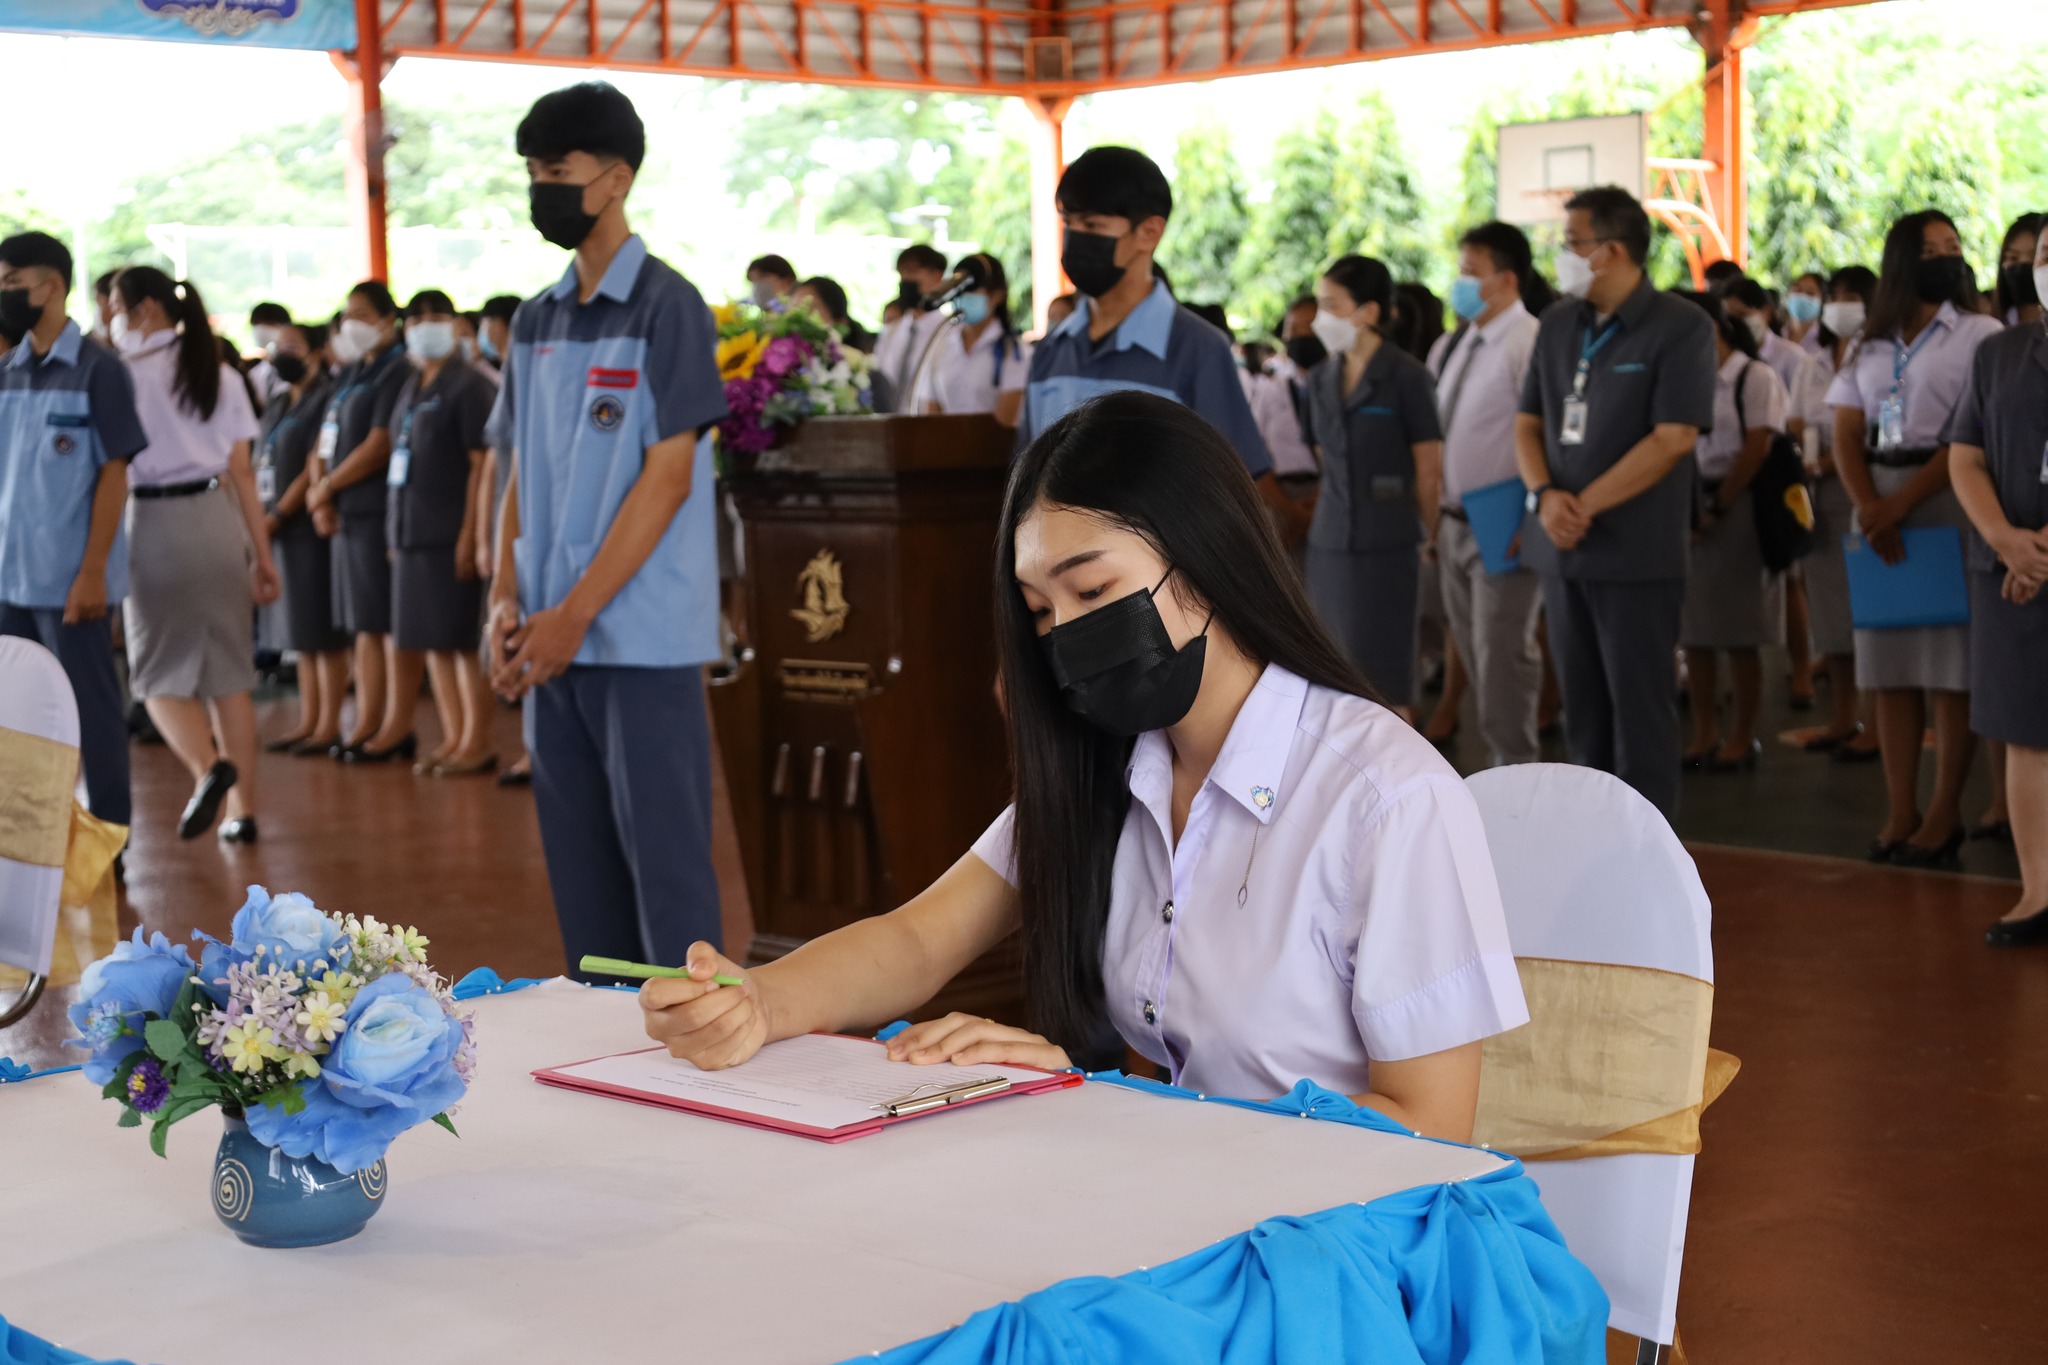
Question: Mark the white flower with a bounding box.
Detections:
[295,991,347,1045]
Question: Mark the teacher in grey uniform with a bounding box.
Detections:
[1304,254,1443,718]
[1515,186,1716,819]
[1948,231,2048,944]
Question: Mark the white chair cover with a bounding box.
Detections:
[0,635,79,977]
[1467,763,1713,1347]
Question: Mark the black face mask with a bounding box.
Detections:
[895,277,922,311]
[530,181,600,250]
[269,352,308,386]
[1284,335,1327,371]
[2000,260,2041,309]
[1913,255,1970,305]
[0,287,40,336]
[1061,229,1129,299]
[1039,573,1209,737]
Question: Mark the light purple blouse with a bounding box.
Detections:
[973,665,1528,1101]
[1823,301,2004,448]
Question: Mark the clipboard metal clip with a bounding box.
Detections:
[874,1076,1011,1118]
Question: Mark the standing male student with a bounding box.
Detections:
[0,231,145,829]
[1515,187,1716,818]
[486,83,730,978]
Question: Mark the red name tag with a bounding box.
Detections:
[588,367,639,389]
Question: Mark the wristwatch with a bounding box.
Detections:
[1524,484,1554,515]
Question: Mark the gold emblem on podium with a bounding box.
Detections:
[791,549,851,644]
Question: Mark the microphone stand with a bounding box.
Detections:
[903,310,961,416]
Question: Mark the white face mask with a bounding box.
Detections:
[408,320,456,362]
[2034,265,2048,315]
[1554,247,1596,299]
[109,312,140,354]
[1821,301,1865,337]
[1742,313,1769,345]
[338,317,384,362]
[251,324,281,351]
[1310,308,1360,357]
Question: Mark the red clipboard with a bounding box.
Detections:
[533,1033,1082,1143]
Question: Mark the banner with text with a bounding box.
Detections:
[0,0,356,50]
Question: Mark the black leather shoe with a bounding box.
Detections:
[178,761,238,839]
[1987,907,2048,947]
[263,734,309,754]
[1681,747,1714,772]
[1867,838,1906,862]
[1968,819,2014,845]
[1707,739,1763,773]
[218,816,258,845]
[1803,726,1859,753]
[1892,826,1965,869]
[291,737,339,757]
[1833,741,1882,765]
[345,734,418,764]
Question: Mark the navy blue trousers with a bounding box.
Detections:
[0,605,132,826]
[527,664,721,979]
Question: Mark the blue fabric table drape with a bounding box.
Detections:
[851,1072,1608,1365]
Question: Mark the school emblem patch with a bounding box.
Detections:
[588,394,626,433]
[52,432,77,456]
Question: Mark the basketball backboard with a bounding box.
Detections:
[1496,114,1647,226]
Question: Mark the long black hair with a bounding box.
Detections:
[995,392,1377,1047]
[1995,211,2045,317]
[114,266,222,420]
[1672,287,1755,359]
[1866,209,1981,343]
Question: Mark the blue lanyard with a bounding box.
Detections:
[1888,323,1940,396]
[991,334,1019,388]
[1572,318,1622,397]
[327,348,399,426]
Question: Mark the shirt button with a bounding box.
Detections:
[1161,901,1175,924]
[1143,1002,1158,1026]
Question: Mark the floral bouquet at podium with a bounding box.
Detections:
[66,886,473,1246]
[713,300,874,454]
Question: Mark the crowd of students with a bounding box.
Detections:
[2,87,2044,965]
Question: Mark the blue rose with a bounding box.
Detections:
[65,929,195,1086]
[196,885,347,1001]
[245,974,468,1174]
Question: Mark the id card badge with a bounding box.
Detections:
[316,418,339,462]
[386,447,411,487]
[1560,397,1589,446]
[2038,437,2048,485]
[256,466,277,503]
[1876,395,1905,451]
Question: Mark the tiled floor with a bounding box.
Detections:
[6,685,2043,1359]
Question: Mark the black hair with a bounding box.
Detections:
[1723,277,1770,315]
[1280,295,1318,332]
[1701,259,1747,293]
[1995,211,2046,316]
[249,301,292,327]
[113,266,224,420]
[748,253,797,282]
[481,294,523,324]
[996,392,1376,1047]
[94,270,119,300]
[0,231,72,286]
[1241,340,1274,372]
[1188,302,1231,340]
[1672,286,1755,359]
[1867,209,1981,342]
[298,321,331,355]
[1563,186,1652,267]
[959,252,1018,342]
[517,81,646,171]
[1321,254,1393,324]
[1391,282,1445,360]
[349,279,399,319]
[405,289,457,319]
[896,244,947,277]
[1459,220,1555,313]
[798,275,850,325]
[1790,271,1826,294]
[1055,146,1173,225]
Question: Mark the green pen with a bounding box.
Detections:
[580,955,745,987]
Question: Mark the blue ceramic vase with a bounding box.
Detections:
[211,1115,387,1247]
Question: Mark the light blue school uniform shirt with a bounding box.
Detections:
[0,321,147,608]
[487,235,730,669]
[1020,280,1274,477]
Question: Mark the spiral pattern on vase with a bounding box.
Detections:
[356,1160,387,1201]
[214,1157,254,1222]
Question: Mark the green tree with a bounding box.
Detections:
[1745,67,1875,285]
[1877,101,2004,277]
[1155,120,1246,308]
[960,135,1034,320]
[1326,90,1434,287]
[383,101,534,231]
[1235,111,1344,333]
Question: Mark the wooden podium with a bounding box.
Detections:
[709,414,1022,1025]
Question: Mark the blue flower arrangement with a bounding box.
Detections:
[68,886,475,1173]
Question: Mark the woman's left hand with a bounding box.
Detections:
[883,1012,1071,1071]
[250,556,281,606]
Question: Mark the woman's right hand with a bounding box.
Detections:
[638,943,770,1071]
[1996,526,2048,588]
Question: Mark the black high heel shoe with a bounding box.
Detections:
[344,734,418,764]
[177,761,238,839]
[1987,906,2048,948]
[1707,739,1762,773]
[218,816,259,845]
[1891,825,1965,869]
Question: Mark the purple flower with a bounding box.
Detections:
[756,335,812,382]
[125,1058,170,1114]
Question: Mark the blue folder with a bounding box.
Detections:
[1844,527,1970,629]
[1461,477,1527,575]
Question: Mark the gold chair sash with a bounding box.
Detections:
[1475,957,1740,1163]
[0,722,79,868]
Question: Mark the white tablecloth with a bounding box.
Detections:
[3,979,1505,1364]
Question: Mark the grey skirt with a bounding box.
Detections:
[332,515,392,637]
[1305,543,1419,705]
[393,545,483,653]
[276,530,349,654]
[122,486,255,700]
[1804,476,1856,658]
[1680,492,1784,649]
[1851,464,1969,693]
[1970,571,2048,747]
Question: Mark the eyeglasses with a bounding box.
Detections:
[1562,236,1614,254]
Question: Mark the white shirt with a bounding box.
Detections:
[1758,328,1807,394]
[972,665,1528,1101]
[1426,298,1540,507]
[1824,300,2004,448]
[872,309,951,404]
[909,322,1030,416]
[1241,366,1317,478]
[1789,348,1839,455]
[1698,350,1787,481]
[123,330,261,487]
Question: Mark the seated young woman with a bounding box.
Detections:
[639,392,1527,1142]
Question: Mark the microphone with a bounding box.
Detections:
[918,256,989,312]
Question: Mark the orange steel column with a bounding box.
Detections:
[1026,95,1072,331]
[339,0,390,283]
[1695,0,1755,268]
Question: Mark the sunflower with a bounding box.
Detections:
[711,301,744,328]
[717,330,767,381]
